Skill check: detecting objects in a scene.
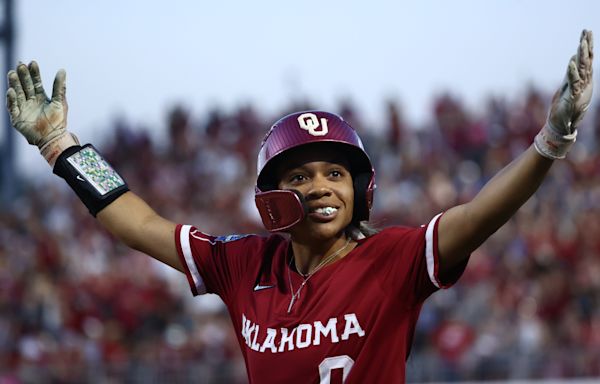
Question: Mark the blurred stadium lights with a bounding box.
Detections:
[0,0,14,207]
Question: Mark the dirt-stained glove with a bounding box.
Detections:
[6,61,78,166]
[534,30,594,159]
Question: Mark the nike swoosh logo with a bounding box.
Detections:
[253,284,275,291]
[76,175,85,182]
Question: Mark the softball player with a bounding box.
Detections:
[5,31,593,383]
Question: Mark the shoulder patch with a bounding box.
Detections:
[214,234,252,243]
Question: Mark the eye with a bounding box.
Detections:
[329,169,344,178]
[289,174,307,184]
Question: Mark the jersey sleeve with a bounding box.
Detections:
[174,224,265,302]
[424,212,468,290]
[377,212,468,305]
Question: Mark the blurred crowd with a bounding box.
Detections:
[1,87,600,383]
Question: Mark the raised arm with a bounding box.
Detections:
[437,30,594,275]
[96,192,181,272]
[6,61,183,272]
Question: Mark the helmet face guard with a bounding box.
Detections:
[255,111,376,232]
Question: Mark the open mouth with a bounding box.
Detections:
[309,206,338,217]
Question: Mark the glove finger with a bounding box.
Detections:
[578,36,592,83]
[567,58,582,96]
[6,87,19,120]
[587,30,594,61]
[51,69,66,103]
[28,61,47,99]
[586,30,593,78]
[7,69,25,107]
[17,63,35,100]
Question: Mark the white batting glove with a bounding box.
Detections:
[534,30,594,159]
[6,61,78,166]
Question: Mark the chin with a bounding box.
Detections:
[293,219,350,242]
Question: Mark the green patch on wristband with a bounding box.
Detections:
[66,146,125,195]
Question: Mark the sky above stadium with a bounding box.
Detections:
[10,0,600,170]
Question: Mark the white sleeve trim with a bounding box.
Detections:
[425,213,443,288]
[180,225,207,294]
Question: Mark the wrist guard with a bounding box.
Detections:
[40,132,80,166]
[53,144,129,216]
[533,123,577,160]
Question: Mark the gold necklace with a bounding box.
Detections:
[286,238,352,314]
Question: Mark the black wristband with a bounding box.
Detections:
[53,144,129,217]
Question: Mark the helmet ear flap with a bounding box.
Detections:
[255,189,307,232]
[352,172,374,224]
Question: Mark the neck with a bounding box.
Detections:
[290,234,353,275]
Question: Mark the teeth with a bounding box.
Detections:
[314,207,337,216]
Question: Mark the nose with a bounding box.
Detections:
[305,175,332,200]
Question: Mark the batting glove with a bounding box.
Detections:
[6,61,78,166]
[534,30,594,159]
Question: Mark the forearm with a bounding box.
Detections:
[469,146,552,231]
[97,191,182,272]
[439,146,553,264]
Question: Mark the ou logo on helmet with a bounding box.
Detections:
[297,113,329,136]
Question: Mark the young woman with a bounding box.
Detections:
[5,31,593,383]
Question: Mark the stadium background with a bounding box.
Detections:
[1,0,600,382]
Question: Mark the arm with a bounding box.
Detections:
[97,192,182,272]
[438,146,552,272]
[437,30,594,275]
[6,61,183,272]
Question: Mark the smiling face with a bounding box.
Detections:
[276,144,355,242]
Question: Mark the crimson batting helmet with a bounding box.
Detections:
[255,111,376,232]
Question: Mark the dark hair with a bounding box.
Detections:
[347,222,379,240]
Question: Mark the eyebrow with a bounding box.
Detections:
[280,161,350,178]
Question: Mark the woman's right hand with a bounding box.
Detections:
[6,61,77,166]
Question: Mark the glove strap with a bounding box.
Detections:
[40,132,80,166]
[533,123,577,160]
[53,144,129,216]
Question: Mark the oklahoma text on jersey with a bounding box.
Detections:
[242,313,366,353]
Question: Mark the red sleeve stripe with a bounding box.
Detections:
[425,213,443,289]
[180,225,207,295]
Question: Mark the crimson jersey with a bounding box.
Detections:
[175,213,466,383]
